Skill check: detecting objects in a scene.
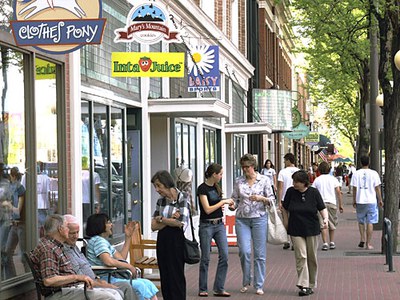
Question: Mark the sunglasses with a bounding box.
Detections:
[301,194,306,203]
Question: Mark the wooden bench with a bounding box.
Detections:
[129,222,160,287]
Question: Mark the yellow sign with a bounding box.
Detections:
[111,52,184,77]
[36,58,56,80]
[305,132,319,143]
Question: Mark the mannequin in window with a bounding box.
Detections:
[37,161,50,237]
[82,156,101,223]
[174,161,195,213]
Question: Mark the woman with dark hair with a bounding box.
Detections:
[260,159,277,194]
[281,170,328,297]
[197,163,234,297]
[151,170,189,300]
[86,213,158,300]
[229,154,274,295]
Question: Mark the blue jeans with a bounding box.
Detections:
[199,222,229,293]
[235,215,268,289]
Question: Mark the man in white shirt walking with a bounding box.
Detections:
[350,156,383,250]
[277,153,299,249]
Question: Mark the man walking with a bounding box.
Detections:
[29,214,123,300]
[350,156,383,250]
[277,153,299,249]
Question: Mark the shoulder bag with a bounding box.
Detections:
[267,199,288,245]
[183,207,201,264]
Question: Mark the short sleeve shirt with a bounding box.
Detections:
[30,236,77,297]
[350,168,381,204]
[64,244,96,279]
[277,167,300,201]
[197,183,223,220]
[283,187,326,237]
[152,189,190,231]
[231,173,273,218]
[86,235,116,266]
[312,174,340,205]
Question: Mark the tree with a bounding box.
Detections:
[290,0,371,162]
[372,0,400,253]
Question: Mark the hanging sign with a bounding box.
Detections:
[282,123,310,140]
[253,89,292,132]
[10,0,106,54]
[187,45,220,92]
[111,52,184,77]
[114,0,180,44]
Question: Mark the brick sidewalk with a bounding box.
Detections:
[160,192,400,299]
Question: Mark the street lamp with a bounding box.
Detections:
[394,50,400,71]
[376,93,384,115]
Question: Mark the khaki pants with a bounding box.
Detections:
[291,235,318,289]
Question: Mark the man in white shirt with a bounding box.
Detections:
[277,153,299,249]
[350,156,383,250]
[312,162,343,251]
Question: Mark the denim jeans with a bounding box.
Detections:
[235,215,268,289]
[199,222,229,293]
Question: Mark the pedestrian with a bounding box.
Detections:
[277,153,299,249]
[347,163,356,194]
[230,154,274,295]
[63,214,136,299]
[312,162,344,251]
[197,163,233,297]
[334,163,344,191]
[85,213,159,300]
[350,156,383,250]
[151,170,189,300]
[260,159,277,194]
[29,214,123,300]
[281,170,328,297]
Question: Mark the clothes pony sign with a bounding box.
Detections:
[11,0,106,54]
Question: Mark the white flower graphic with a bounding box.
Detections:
[188,45,215,76]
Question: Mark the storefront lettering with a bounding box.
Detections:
[113,61,182,73]
[189,76,219,87]
[15,21,100,44]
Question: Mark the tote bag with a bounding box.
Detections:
[267,200,287,245]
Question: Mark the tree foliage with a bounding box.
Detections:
[290,0,370,159]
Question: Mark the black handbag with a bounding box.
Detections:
[183,207,200,264]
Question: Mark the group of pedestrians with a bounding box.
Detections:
[29,153,383,300]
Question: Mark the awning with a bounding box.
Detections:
[224,122,273,134]
[148,97,230,118]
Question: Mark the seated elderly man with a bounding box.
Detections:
[29,214,123,300]
[63,214,137,300]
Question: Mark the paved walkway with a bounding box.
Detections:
[161,192,400,299]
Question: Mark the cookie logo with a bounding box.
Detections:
[114,0,180,44]
[10,0,106,54]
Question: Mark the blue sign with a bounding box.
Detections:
[188,45,220,92]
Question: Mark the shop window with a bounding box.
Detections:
[233,135,244,179]
[204,128,217,168]
[35,58,58,237]
[174,122,197,212]
[81,101,127,238]
[0,47,27,281]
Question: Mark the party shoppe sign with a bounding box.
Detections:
[10,0,106,54]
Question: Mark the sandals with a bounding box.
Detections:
[358,241,365,248]
[198,292,208,297]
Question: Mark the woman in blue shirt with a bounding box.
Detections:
[86,213,158,300]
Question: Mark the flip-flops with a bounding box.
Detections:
[198,292,208,297]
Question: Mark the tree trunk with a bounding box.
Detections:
[376,0,400,253]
